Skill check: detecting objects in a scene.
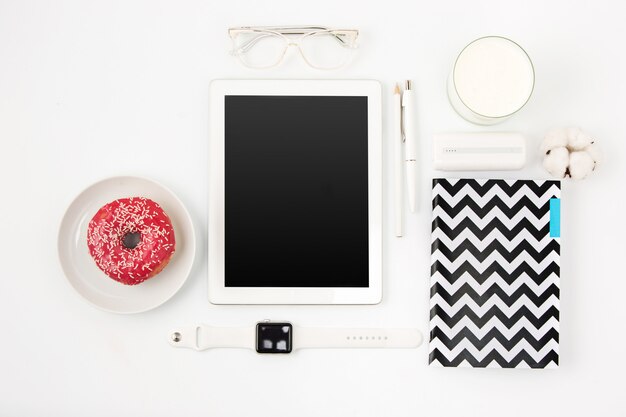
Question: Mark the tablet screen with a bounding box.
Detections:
[224,95,369,287]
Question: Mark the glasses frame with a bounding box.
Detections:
[228,25,359,70]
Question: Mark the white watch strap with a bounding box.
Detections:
[169,324,423,351]
[169,325,255,351]
[294,327,422,349]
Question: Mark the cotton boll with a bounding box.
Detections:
[568,129,593,151]
[585,142,603,163]
[543,146,570,178]
[540,128,568,153]
[565,127,581,141]
[568,151,595,179]
[540,127,601,180]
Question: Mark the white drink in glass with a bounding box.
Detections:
[448,36,535,125]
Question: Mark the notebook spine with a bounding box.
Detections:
[429,178,444,363]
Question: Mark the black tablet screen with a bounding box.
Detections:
[224,95,369,287]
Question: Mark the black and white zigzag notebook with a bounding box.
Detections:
[429,179,561,368]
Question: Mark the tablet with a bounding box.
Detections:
[208,80,382,304]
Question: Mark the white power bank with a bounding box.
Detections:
[433,132,526,171]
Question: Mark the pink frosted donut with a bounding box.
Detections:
[87,197,176,285]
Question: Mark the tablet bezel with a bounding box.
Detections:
[208,79,382,304]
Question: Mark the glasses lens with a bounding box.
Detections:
[299,32,355,69]
[232,32,286,68]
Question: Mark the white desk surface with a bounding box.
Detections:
[1,0,625,415]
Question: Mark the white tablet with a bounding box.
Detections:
[208,79,382,304]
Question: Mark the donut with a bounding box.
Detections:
[87,197,176,285]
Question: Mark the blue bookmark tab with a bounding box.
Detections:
[549,198,561,238]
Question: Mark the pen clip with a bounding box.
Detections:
[400,96,406,143]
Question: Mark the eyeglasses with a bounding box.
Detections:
[229,26,359,70]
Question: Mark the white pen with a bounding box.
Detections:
[402,80,418,212]
[393,84,403,237]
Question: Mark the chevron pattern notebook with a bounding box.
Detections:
[429,179,561,368]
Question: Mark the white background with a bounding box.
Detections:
[1,0,625,415]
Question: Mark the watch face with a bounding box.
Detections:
[256,323,293,353]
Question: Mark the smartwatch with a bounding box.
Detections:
[169,320,423,353]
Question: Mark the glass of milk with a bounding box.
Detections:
[448,36,535,125]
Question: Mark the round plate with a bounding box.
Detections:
[58,176,196,314]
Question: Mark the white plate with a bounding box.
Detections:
[58,176,196,314]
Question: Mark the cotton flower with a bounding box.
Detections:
[540,128,568,154]
[568,151,595,179]
[541,128,601,179]
[543,147,569,178]
[566,127,593,151]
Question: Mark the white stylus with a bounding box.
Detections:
[393,84,403,237]
[402,80,418,212]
